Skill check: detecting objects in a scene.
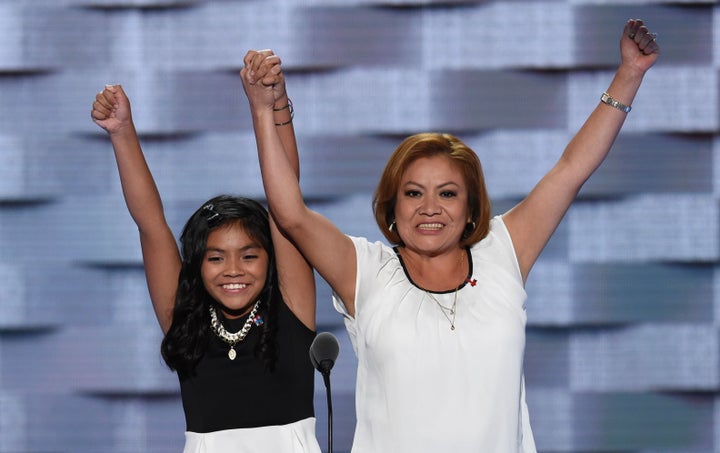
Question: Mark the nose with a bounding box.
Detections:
[224,256,245,276]
[419,194,442,215]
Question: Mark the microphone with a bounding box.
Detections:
[309,332,339,453]
[309,331,339,376]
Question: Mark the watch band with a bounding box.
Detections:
[600,92,632,113]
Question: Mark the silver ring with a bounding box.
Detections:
[628,33,635,39]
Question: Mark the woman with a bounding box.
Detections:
[242,19,659,452]
[91,54,321,452]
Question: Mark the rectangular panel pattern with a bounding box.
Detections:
[0,1,718,452]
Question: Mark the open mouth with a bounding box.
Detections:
[417,223,444,231]
[222,283,248,290]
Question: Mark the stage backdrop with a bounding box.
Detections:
[0,1,718,451]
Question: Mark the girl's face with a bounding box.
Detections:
[394,155,471,257]
[201,223,269,318]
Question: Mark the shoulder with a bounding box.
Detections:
[348,235,404,287]
[348,235,395,263]
[471,215,522,281]
[276,297,316,339]
[473,216,513,250]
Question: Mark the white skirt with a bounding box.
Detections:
[183,417,322,453]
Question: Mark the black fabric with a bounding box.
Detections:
[179,300,316,433]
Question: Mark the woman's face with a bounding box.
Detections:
[394,155,471,256]
[201,223,269,318]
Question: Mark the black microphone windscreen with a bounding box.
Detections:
[309,332,339,372]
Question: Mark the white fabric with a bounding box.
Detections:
[333,216,537,452]
[183,417,321,453]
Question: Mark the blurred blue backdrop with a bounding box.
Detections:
[0,1,718,452]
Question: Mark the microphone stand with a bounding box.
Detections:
[320,360,334,453]
[310,332,338,453]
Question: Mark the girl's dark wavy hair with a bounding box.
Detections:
[160,195,280,375]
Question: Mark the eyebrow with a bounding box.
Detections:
[205,244,262,253]
[403,180,460,189]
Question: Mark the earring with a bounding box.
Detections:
[389,221,396,232]
[467,221,476,230]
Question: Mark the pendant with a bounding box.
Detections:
[228,346,237,360]
[450,325,455,331]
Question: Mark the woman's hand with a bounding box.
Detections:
[621,19,660,75]
[241,49,286,112]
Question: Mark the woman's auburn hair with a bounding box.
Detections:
[372,132,491,247]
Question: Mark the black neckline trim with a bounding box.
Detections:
[392,246,474,294]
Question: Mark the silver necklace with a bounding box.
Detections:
[209,301,260,360]
[425,286,459,330]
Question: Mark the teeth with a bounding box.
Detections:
[418,223,443,230]
[223,283,247,290]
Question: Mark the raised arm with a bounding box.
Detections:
[241,51,318,328]
[91,85,180,333]
[503,19,660,282]
[241,51,359,317]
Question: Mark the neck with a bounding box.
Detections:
[217,300,258,319]
[399,246,467,292]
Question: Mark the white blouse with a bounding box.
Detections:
[334,216,537,452]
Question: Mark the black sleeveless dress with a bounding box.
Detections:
[179,300,316,433]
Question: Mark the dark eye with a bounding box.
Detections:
[404,190,421,198]
[207,255,222,262]
[440,190,457,198]
[243,254,259,261]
